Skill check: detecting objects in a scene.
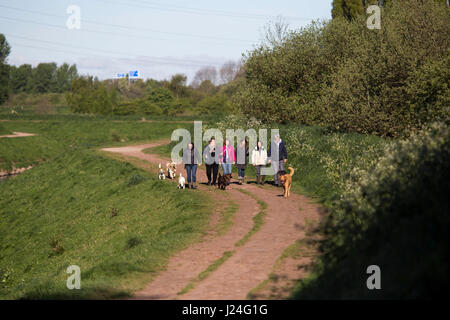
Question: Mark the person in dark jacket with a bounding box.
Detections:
[235,138,249,185]
[268,133,288,187]
[203,137,219,186]
[182,142,201,189]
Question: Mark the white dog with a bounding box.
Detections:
[158,163,166,180]
[178,173,186,189]
[166,162,177,180]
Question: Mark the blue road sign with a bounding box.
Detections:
[129,70,139,78]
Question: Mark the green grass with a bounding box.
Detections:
[215,195,239,236]
[234,189,267,247]
[0,123,11,135]
[177,250,235,296]
[247,239,318,300]
[0,116,214,299]
[0,116,193,171]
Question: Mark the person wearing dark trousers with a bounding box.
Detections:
[203,138,219,186]
[182,142,201,189]
[268,133,288,187]
[235,138,249,185]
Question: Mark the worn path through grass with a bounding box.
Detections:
[102,141,323,300]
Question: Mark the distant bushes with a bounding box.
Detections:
[66,77,119,115]
[235,0,450,136]
[293,121,450,299]
[4,92,67,112]
[66,75,239,117]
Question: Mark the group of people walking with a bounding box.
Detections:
[181,134,288,189]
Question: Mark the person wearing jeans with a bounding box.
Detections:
[220,139,235,178]
[268,134,288,187]
[182,142,201,189]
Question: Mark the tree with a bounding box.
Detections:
[219,60,241,84]
[0,34,11,104]
[197,80,217,95]
[145,86,175,114]
[55,63,78,93]
[332,0,364,21]
[191,66,217,87]
[168,73,187,99]
[261,15,290,47]
[32,62,57,93]
[55,63,70,93]
[9,64,33,93]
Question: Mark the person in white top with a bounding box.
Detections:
[251,140,268,185]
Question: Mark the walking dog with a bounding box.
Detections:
[158,163,166,180]
[217,173,232,190]
[166,162,177,179]
[279,167,294,198]
[178,173,186,189]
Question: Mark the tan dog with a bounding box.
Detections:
[166,162,177,179]
[279,167,294,198]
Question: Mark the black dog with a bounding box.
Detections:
[218,173,232,190]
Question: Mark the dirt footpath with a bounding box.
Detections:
[102,141,322,300]
[0,132,36,138]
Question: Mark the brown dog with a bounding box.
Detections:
[217,173,232,190]
[279,167,294,198]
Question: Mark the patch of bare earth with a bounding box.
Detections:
[0,132,36,138]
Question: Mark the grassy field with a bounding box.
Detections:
[0,116,194,171]
[0,123,11,135]
[0,115,216,299]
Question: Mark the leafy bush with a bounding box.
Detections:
[66,77,119,115]
[235,0,450,136]
[196,94,233,116]
[145,86,174,114]
[293,121,450,299]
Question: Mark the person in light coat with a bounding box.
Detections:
[251,140,268,185]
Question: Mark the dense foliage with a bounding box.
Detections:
[293,121,449,298]
[9,62,78,94]
[235,0,450,136]
[66,73,239,117]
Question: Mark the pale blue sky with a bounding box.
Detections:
[0,0,332,82]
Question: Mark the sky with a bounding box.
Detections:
[0,0,332,83]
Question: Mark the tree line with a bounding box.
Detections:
[0,32,243,116]
[65,62,243,117]
[0,34,79,105]
[9,62,78,94]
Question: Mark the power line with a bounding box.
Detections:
[5,33,228,67]
[0,4,254,44]
[11,42,230,75]
[95,0,314,21]
[0,15,254,48]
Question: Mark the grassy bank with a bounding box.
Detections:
[0,123,11,135]
[0,116,212,299]
[0,116,193,171]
